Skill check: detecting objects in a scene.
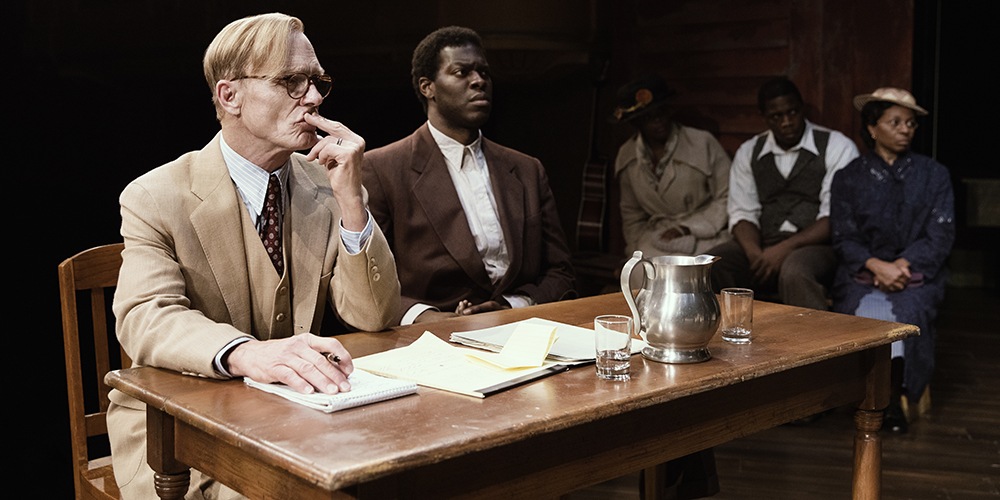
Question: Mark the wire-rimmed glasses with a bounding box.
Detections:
[234,73,333,99]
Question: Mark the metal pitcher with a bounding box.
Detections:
[620,251,721,363]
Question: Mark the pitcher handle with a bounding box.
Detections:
[620,250,647,335]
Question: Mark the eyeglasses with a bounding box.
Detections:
[879,117,919,130]
[234,73,333,99]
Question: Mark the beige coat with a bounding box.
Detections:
[108,133,399,499]
[615,124,732,256]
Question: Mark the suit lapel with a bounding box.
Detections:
[412,126,493,289]
[189,134,252,333]
[287,156,332,331]
[483,139,524,293]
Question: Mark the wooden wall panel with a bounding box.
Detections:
[634,0,791,24]
[643,48,793,79]
[610,0,799,161]
[637,19,791,53]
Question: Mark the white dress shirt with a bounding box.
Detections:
[727,120,860,231]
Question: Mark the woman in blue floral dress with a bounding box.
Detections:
[830,87,955,433]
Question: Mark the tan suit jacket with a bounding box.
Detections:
[108,133,399,498]
[363,124,576,325]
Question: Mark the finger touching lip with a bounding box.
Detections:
[303,111,327,125]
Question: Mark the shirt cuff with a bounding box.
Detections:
[503,294,535,309]
[340,210,374,255]
[401,303,438,326]
[214,336,253,377]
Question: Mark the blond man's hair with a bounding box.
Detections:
[203,13,304,121]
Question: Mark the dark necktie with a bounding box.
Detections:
[260,174,284,275]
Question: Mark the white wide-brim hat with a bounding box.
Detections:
[853,87,928,115]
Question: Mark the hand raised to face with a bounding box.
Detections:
[303,112,368,231]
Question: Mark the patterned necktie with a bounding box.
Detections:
[260,174,284,275]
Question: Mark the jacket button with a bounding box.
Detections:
[276,313,286,322]
[371,265,379,274]
[373,273,381,282]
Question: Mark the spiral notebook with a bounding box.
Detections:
[244,369,418,413]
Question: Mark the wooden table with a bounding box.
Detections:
[105,293,917,499]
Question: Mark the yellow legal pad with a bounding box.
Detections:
[465,323,557,369]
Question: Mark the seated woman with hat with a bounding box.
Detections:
[829,87,956,433]
[611,75,732,258]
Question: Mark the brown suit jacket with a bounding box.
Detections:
[363,123,576,325]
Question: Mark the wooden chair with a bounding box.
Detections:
[59,243,128,500]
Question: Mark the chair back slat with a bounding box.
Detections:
[59,242,125,500]
[90,287,113,410]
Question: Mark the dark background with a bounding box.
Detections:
[14,1,993,496]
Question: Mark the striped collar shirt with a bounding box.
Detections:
[220,135,288,231]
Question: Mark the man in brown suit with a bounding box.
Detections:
[363,26,576,325]
[108,13,399,499]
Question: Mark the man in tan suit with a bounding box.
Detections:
[363,26,576,326]
[108,13,399,499]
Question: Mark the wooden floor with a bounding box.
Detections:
[568,286,1000,499]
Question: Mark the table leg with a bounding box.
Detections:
[852,345,890,499]
[852,409,883,499]
[147,406,191,500]
[642,464,665,500]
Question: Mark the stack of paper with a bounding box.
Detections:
[355,325,567,398]
[244,369,418,413]
[450,317,646,364]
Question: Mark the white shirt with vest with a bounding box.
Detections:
[727,120,859,232]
